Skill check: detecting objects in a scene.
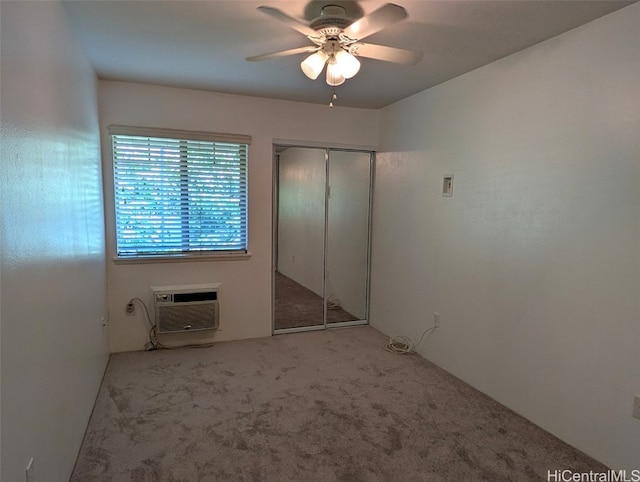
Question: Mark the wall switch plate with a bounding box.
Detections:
[633,395,640,420]
[442,175,454,197]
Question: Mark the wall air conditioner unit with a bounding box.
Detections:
[151,283,220,334]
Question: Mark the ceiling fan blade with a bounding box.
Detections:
[257,6,318,38]
[342,4,408,41]
[351,43,423,65]
[246,46,318,62]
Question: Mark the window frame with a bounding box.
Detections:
[109,125,251,263]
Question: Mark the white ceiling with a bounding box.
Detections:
[61,0,634,109]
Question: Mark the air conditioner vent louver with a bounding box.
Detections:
[151,284,220,334]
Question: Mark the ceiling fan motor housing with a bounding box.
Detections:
[310,4,352,36]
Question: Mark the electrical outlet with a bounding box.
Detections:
[433,312,440,327]
[26,457,34,482]
[633,395,640,420]
[126,302,135,315]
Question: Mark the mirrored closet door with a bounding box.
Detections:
[273,145,373,333]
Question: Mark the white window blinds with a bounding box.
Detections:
[111,128,249,258]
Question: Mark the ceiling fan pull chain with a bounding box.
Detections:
[329,91,338,108]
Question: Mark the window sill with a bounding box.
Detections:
[113,252,252,265]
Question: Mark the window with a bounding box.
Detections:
[111,126,250,259]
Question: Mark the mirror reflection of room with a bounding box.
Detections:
[274,146,372,331]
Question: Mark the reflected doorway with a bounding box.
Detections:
[273,145,373,333]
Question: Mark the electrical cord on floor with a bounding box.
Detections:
[383,325,438,355]
[128,298,215,351]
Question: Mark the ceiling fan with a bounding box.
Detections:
[247,3,423,87]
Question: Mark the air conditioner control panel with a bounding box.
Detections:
[155,293,172,303]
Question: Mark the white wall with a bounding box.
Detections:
[100,81,379,352]
[0,2,110,480]
[371,3,639,470]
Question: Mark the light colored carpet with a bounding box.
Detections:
[72,326,606,481]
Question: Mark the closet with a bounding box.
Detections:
[273,145,373,332]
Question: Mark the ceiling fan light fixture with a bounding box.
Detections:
[300,50,328,80]
[326,58,345,86]
[252,3,421,92]
[334,50,360,79]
